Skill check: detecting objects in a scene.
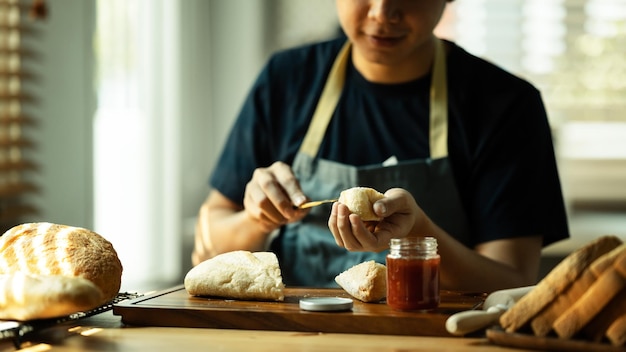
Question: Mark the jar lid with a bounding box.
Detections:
[299,297,353,312]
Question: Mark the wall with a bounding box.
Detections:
[30,1,95,229]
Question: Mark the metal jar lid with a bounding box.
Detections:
[299,297,354,312]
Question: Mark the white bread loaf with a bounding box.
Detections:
[499,235,626,347]
[184,250,285,301]
[0,222,124,320]
[338,187,385,221]
[335,260,386,302]
[0,273,103,320]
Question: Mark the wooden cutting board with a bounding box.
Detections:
[112,285,485,337]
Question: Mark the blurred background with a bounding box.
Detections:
[1,0,625,291]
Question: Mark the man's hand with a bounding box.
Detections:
[328,188,425,252]
[243,161,309,233]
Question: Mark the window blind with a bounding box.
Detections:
[0,0,45,232]
[448,0,626,126]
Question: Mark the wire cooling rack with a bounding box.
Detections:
[0,291,143,349]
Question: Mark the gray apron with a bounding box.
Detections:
[272,39,470,287]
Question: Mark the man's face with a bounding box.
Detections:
[336,0,448,66]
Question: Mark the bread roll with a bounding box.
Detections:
[338,187,385,221]
[335,260,386,303]
[0,273,103,321]
[185,250,285,301]
[0,222,123,310]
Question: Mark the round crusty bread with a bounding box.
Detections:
[338,187,385,221]
[0,272,103,321]
[0,222,123,306]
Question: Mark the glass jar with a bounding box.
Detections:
[386,237,440,311]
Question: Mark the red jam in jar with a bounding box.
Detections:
[386,237,440,311]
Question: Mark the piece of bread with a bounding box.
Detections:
[335,260,386,303]
[552,251,626,339]
[530,243,626,337]
[0,222,123,304]
[582,288,626,342]
[607,313,626,347]
[499,235,623,332]
[0,273,103,321]
[184,250,285,301]
[338,187,385,221]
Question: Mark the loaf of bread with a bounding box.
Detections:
[530,243,626,337]
[335,260,386,302]
[338,187,385,221]
[607,313,626,346]
[0,222,124,320]
[582,287,626,342]
[552,251,626,339]
[498,235,626,347]
[0,273,103,320]
[500,235,622,332]
[184,250,285,301]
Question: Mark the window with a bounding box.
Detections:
[442,0,626,209]
[0,0,45,232]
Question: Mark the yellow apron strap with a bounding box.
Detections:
[299,42,351,157]
[429,38,448,159]
[299,38,448,159]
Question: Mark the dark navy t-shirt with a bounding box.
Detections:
[210,37,569,247]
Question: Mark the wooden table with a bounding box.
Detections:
[2,287,620,351]
[0,286,541,352]
[0,311,536,352]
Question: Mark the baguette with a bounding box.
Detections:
[0,273,103,321]
[499,235,622,332]
[335,260,386,302]
[184,251,285,301]
[553,251,626,339]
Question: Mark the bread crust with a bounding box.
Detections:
[553,251,626,339]
[530,244,626,337]
[0,222,123,305]
[582,288,626,342]
[0,273,103,321]
[499,235,622,333]
[607,313,626,346]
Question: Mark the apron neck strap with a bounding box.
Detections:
[299,38,448,159]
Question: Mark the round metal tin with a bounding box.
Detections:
[299,297,354,312]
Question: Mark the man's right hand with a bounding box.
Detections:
[243,161,309,233]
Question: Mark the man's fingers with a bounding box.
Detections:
[268,162,307,206]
